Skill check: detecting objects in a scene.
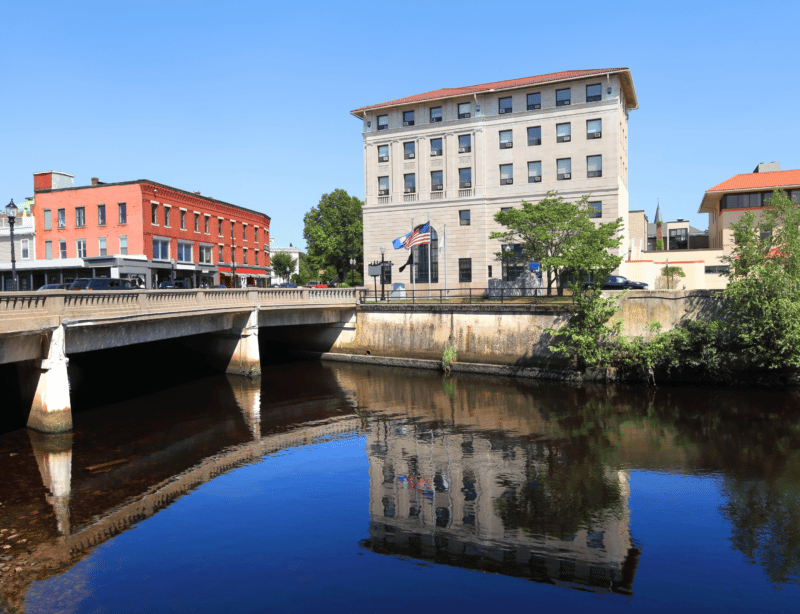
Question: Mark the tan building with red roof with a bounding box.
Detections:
[351,68,637,289]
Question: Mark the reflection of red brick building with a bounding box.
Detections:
[32,171,270,288]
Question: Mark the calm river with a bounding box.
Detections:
[1,360,799,613]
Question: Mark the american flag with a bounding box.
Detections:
[404,222,431,248]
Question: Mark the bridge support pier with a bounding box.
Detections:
[23,325,73,434]
[28,430,72,536]
[210,308,261,377]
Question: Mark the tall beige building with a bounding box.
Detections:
[351,68,638,289]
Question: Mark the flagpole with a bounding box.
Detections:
[427,213,432,299]
[411,218,416,299]
[443,223,447,298]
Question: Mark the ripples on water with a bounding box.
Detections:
[1,360,799,613]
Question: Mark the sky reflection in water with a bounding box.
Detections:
[5,362,800,613]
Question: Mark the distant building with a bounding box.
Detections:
[352,68,638,288]
[0,171,271,290]
[0,198,36,290]
[269,245,303,285]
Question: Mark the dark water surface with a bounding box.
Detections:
[1,360,799,613]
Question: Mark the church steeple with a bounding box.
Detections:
[654,199,662,224]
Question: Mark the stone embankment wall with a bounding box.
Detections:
[324,290,722,368]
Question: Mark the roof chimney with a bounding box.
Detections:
[91,177,100,185]
[753,162,781,173]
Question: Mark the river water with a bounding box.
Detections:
[1,359,799,613]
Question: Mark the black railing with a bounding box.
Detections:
[357,286,565,305]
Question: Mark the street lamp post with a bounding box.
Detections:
[231,241,237,288]
[349,257,356,285]
[5,199,18,292]
[380,245,386,301]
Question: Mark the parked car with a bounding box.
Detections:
[158,280,189,289]
[277,282,297,288]
[68,278,136,290]
[38,283,70,290]
[584,275,648,290]
[304,280,327,288]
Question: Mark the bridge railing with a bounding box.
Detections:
[0,288,358,334]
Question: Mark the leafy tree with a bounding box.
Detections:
[490,192,623,294]
[303,189,363,284]
[661,265,686,289]
[271,251,296,282]
[721,189,800,369]
[291,253,316,286]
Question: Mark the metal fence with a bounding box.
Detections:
[357,286,569,305]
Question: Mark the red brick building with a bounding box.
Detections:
[31,171,271,288]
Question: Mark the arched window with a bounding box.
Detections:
[411,227,438,283]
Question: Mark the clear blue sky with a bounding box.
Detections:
[3,0,798,250]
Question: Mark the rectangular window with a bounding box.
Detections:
[59,240,67,259]
[404,173,416,194]
[587,119,602,139]
[527,92,541,110]
[459,167,472,188]
[404,141,416,159]
[194,213,200,232]
[588,201,602,218]
[153,238,169,260]
[459,210,470,226]
[557,158,572,180]
[75,207,85,228]
[254,227,258,243]
[21,239,29,259]
[218,218,223,236]
[556,88,571,106]
[231,246,236,264]
[199,245,212,264]
[488,265,492,278]
[502,244,524,281]
[556,123,571,143]
[243,248,248,265]
[180,210,186,230]
[458,134,471,153]
[430,138,442,156]
[164,206,170,227]
[459,258,472,282]
[58,209,66,229]
[45,240,53,260]
[431,171,443,191]
[119,202,127,224]
[586,83,602,102]
[458,102,470,119]
[377,115,388,130]
[500,164,513,185]
[204,215,210,234]
[403,110,415,126]
[528,161,542,183]
[254,250,259,266]
[669,228,688,250]
[378,176,389,196]
[499,130,513,149]
[76,238,87,258]
[97,204,106,226]
[430,107,442,123]
[152,203,158,225]
[98,237,107,256]
[219,245,224,262]
[243,224,248,242]
[499,96,512,114]
[44,209,52,230]
[231,221,235,240]
[527,126,541,146]
[119,235,128,255]
[378,144,389,162]
[587,155,602,178]
[177,242,193,263]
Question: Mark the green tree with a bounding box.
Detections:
[303,189,363,284]
[490,192,623,294]
[721,189,800,369]
[271,251,296,282]
[290,253,316,286]
[661,265,686,289]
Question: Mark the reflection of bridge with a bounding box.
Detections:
[0,288,357,432]
[1,374,358,614]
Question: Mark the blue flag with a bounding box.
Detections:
[393,233,410,249]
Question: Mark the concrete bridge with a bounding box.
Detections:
[0,288,358,433]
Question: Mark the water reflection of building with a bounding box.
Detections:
[362,417,638,594]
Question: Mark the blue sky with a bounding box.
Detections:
[3,0,799,250]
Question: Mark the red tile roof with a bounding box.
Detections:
[707,170,800,192]
[351,68,635,115]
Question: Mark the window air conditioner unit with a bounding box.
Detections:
[405,188,414,193]
[408,153,415,158]
[379,190,388,196]
[431,117,441,122]
[434,185,443,190]
[501,142,512,148]
[460,113,470,118]
[499,108,508,114]
[592,132,602,138]
[563,135,571,142]
[462,182,471,188]
[403,121,411,126]
[533,176,541,182]
[458,147,467,153]
[502,179,513,185]
[432,150,441,156]
[564,173,571,179]
[379,156,388,162]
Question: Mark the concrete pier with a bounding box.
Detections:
[24,325,73,433]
